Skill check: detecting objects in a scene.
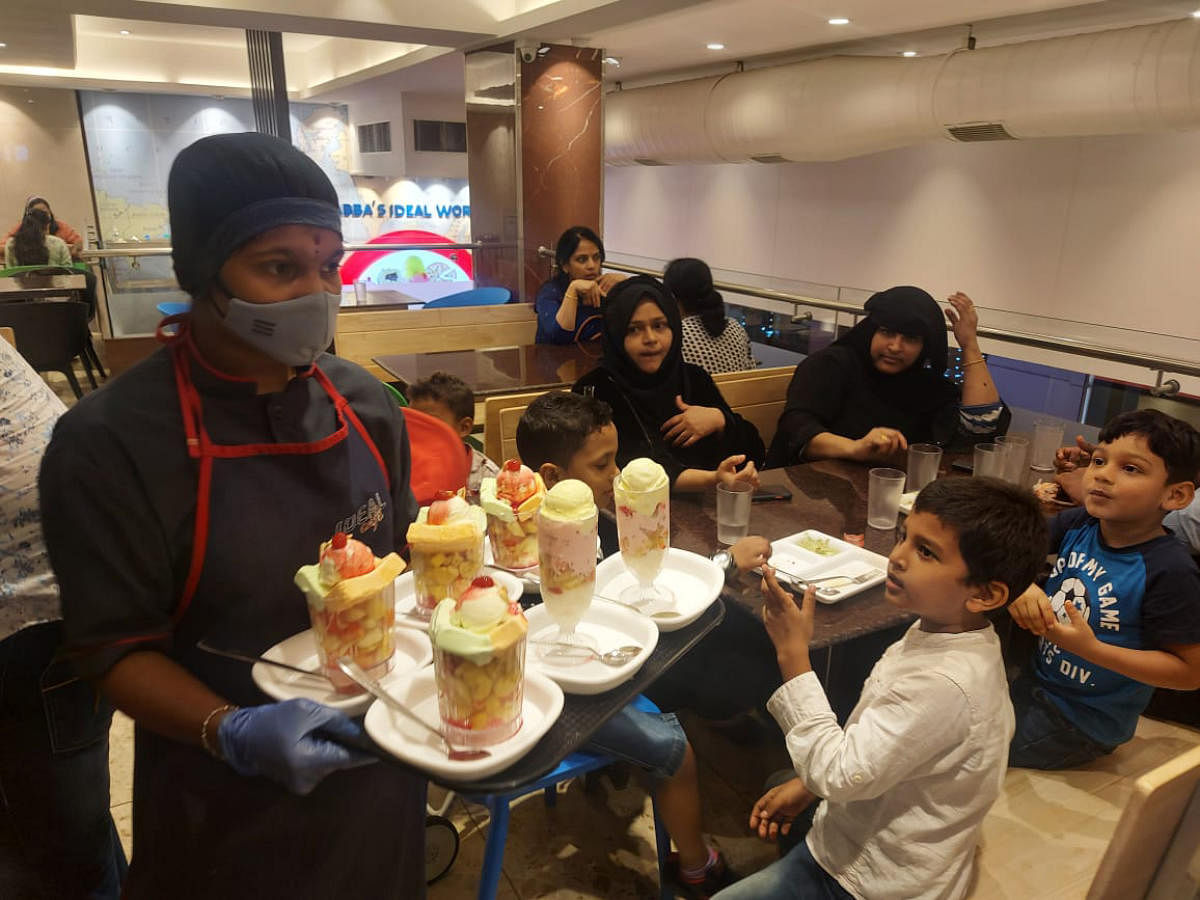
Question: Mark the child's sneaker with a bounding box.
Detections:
[666,850,739,899]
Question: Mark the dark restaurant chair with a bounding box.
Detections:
[0,300,94,398]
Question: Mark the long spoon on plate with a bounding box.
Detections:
[335,658,490,762]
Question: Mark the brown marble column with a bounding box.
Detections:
[466,42,603,305]
[518,44,604,303]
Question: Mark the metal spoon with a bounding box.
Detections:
[595,593,684,621]
[197,640,328,681]
[531,641,643,666]
[334,658,490,762]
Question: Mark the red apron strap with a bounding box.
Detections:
[317,365,391,493]
[174,453,213,623]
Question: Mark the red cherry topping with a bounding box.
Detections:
[503,458,522,471]
[471,575,495,588]
[331,532,348,549]
[435,489,457,501]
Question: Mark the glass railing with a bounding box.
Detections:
[86,241,519,339]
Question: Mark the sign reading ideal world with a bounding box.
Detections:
[342,202,471,219]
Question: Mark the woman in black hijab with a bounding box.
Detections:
[573,275,764,491]
[767,286,1006,465]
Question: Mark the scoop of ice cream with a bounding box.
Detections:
[318,532,375,586]
[429,575,527,664]
[540,479,596,523]
[616,458,668,494]
[452,576,510,631]
[481,462,546,522]
[427,493,473,526]
[497,460,539,504]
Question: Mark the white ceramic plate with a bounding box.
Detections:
[898,490,919,516]
[394,568,525,631]
[594,548,723,632]
[363,668,564,782]
[767,530,889,605]
[251,627,433,716]
[524,602,658,695]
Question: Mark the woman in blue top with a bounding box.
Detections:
[535,225,625,344]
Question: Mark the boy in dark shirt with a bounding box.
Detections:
[1008,409,1200,768]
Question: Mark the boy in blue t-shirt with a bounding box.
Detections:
[1008,409,1200,769]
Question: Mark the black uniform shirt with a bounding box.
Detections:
[40,346,417,680]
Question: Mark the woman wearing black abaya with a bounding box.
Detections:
[767,286,1007,466]
[573,275,764,492]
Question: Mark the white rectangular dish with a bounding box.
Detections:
[525,602,658,695]
[594,548,723,632]
[363,668,564,782]
[767,530,889,605]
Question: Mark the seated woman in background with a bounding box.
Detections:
[573,275,764,492]
[663,257,756,374]
[4,197,83,260]
[4,208,72,269]
[535,225,625,344]
[767,286,1007,466]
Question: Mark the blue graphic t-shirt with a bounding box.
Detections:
[1035,507,1200,746]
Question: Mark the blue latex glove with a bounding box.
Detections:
[217,698,376,795]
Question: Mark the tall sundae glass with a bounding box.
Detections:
[536,479,598,656]
[613,458,673,609]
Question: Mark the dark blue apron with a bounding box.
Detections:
[123,326,425,899]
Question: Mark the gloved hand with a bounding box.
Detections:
[217,698,376,795]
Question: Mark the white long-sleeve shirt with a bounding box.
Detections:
[768,622,1014,900]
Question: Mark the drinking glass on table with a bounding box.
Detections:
[996,434,1031,485]
[536,505,598,653]
[867,468,906,530]
[1031,420,1065,471]
[973,443,1002,479]
[716,482,753,545]
[906,443,943,494]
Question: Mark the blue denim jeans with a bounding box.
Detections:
[712,824,853,900]
[0,621,127,899]
[1008,673,1115,770]
[584,703,688,783]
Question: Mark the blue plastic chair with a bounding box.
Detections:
[461,693,674,900]
[421,287,511,309]
[156,301,191,317]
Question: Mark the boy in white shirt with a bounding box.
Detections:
[715,477,1048,900]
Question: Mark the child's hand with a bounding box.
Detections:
[1054,435,1095,474]
[761,566,815,679]
[749,776,815,842]
[1044,599,1100,657]
[1008,584,1056,635]
[731,535,771,572]
[716,455,760,489]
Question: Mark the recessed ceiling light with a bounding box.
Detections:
[828,17,851,26]
[0,43,7,49]
[119,29,131,35]
[706,42,725,50]
[602,56,621,67]
[1192,9,1200,16]
[902,50,918,57]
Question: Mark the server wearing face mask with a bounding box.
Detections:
[39,133,426,899]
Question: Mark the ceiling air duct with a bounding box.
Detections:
[605,19,1200,165]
